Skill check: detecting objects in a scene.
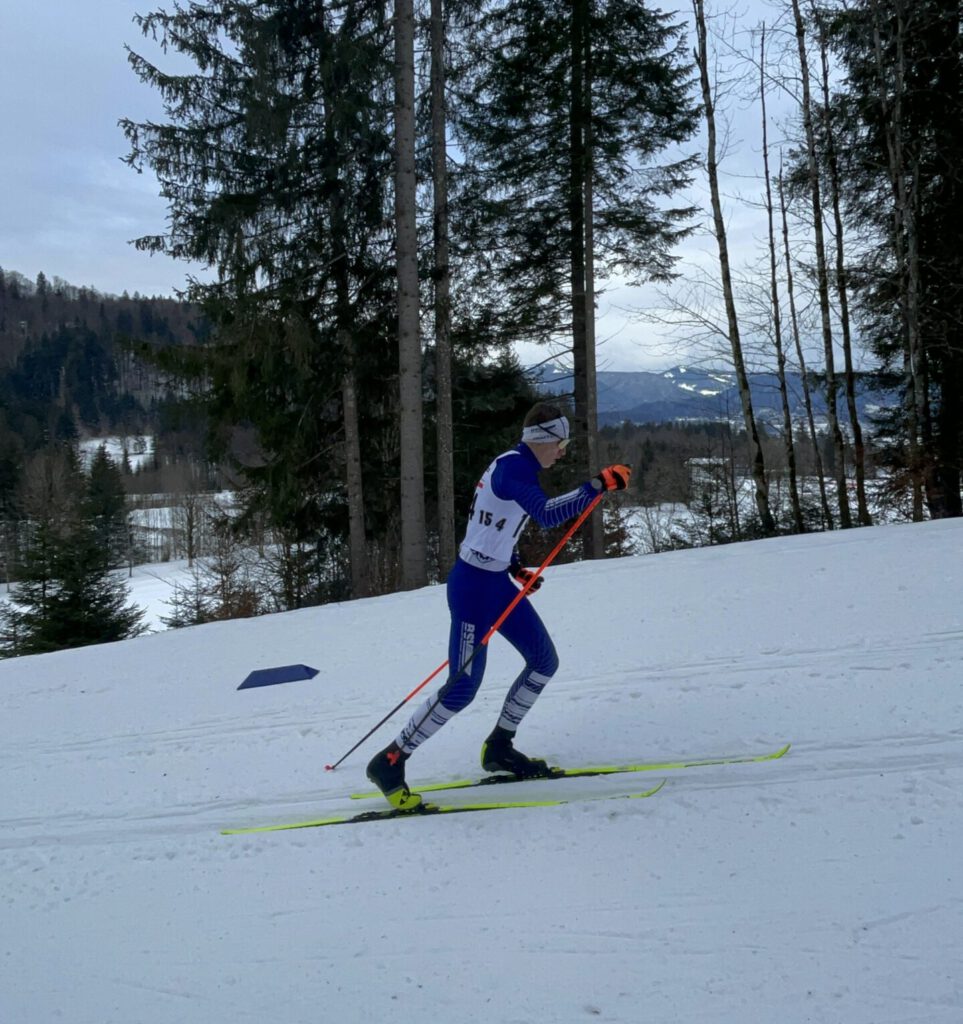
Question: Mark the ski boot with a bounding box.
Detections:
[366,742,423,811]
[481,725,552,778]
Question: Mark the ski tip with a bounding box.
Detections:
[625,777,666,799]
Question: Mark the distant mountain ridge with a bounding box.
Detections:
[532,363,887,426]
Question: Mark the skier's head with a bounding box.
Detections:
[522,402,570,467]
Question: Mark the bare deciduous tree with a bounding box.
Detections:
[778,165,833,529]
[692,0,775,534]
[760,24,804,533]
[868,0,931,519]
[790,0,852,528]
[812,3,871,525]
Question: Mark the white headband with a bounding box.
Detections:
[521,416,570,445]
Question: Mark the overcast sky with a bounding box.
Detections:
[0,3,198,298]
[1,1,790,372]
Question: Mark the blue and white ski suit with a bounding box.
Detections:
[397,443,597,754]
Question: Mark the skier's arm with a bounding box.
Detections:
[492,460,597,529]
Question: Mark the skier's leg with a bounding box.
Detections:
[494,596,559,731]
[397,562,515,752]
[368,563,513,806]
[480,597,559,776]
[394,613,490,755]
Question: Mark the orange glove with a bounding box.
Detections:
[512,566,543,592]
[594,464,631,491]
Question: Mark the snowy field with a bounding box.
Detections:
[78,435,155,473]
[126,558,196,631]
[1,518,962,1023]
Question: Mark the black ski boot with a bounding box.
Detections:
[366,742,422,810]
[480,726,552,778]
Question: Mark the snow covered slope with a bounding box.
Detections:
[2,519,962,1023]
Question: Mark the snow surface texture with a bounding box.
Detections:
[2,519,962,1024]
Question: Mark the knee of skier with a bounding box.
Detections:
[438,671,483,714]
[439,689,473,714]
[534,641,559,679]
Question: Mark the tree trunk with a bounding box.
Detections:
[903,345,923,519]
[341,360,371,598]
[693,0,774,534]
[814,6,871,526]
[430,0,456,575]
[761,26,803,533]
[937,355,963,516]
[582,1,603,558]
[930,0,963,517]
[779,166,832,529]
[569,0,600,558]
[869,0,932,519]
[326,46,371,600]
[394,0,427,588]
[791,0,852,529]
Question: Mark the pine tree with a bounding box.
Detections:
[122,0,399,593]
[449,0,699,552]
[21,525,146,653]
[85,446,129,570]
[0,500,145,658]
[161,574,210,630]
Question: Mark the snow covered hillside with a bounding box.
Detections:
[2,519,962,1024]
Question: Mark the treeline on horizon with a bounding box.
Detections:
[0,267,214,507]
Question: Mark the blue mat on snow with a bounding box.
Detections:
[238,664,319,690]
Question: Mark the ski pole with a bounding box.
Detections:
[324,491,604,770]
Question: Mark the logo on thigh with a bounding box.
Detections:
[459,621,476,668]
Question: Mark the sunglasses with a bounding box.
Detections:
[541,422,571,450]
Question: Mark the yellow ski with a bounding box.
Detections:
[351,742,791,800]
[222,779,665,834]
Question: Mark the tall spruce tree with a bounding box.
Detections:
[450,0,699,553]
[123,0,400,595]
[823,0,963,517]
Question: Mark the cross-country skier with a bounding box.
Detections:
[365,402,631,809]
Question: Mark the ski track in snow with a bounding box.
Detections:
[1,519,962,1024]
[2,730,962,851]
